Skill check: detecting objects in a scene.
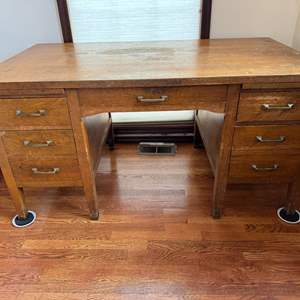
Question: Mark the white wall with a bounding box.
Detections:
[211,0,300,47]
[293,7,300,50]
[0,0,62,62]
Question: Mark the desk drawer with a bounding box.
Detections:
[237,92,300,122]
[232,125,300,151]
[2,130,77,158]
[78,86,227,116]
[0,98,71,130]
[11,158,82,187]
[229,152,300,183]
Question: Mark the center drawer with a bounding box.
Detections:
[2,130,77,158]
[78,85,228,116]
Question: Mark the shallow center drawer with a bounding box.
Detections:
[237,92,300,122]
[0,97,71,130]
[2,130,77,158]
[78,85,227,116]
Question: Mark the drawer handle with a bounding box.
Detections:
[137,95,168,103]
[23,140,54,148]
[32,167,60,175]
[261,103,294,111]
[256,136,286,143]
[16,109,48,117]
[251,164,279,172]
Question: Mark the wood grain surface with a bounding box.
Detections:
[229,152,300,184]
[10,157,82,188]
[232,124,300,152]
[211,85,240,218]
[237,92,300,122]
[0,38,300,89]
[67,90,99,219]
[0,144,299,299]
[2,130,77,158]
[0,98,71,130]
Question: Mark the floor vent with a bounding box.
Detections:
[138,142,177,156]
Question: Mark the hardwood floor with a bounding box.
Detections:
[0,144,300,299]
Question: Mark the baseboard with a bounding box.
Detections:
[112,120,196,143]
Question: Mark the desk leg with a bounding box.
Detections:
[0,133,37,227]
[67,90,99,220]
[212,85,240,218]
[277,182,300,224]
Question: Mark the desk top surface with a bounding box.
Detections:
[1,38,300,89]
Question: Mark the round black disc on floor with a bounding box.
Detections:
[277,207,300,225]
[12,210,36,228]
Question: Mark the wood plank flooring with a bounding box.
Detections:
[0,144,300,299]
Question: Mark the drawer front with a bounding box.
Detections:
[0,98,71,129]
[78,85,228,116]
[2,130,77,158]
[229,152,300,183]
[11,158,82,187]
[237,92,300,122]
[232,125,300,151]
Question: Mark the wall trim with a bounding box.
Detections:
[57,0,73,43]
[201,0,212,39]
[57,0,212,43]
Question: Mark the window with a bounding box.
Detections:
[68,0,201,43]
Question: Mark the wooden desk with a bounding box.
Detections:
[1,38,300,224]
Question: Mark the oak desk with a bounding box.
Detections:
[1,38,300,226]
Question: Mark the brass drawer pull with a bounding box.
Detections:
[251,164,279,172]
[23,140,54,148]
[32,167,60,175]
[16,109,48,117]
[256,136,286,143]
[137,95,168,103]
[261,103,294,111]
